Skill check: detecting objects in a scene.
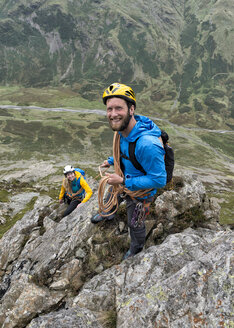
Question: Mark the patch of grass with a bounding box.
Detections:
[0,108,13,117]
[0,190,10,202]
[0,86,21,96]
[0,106,112,163]
[170,207,207,233]
[199,132,234,158]
[157,176,184,196]
[0,180,34,191]
[41,187,59,201]
[82,215,128,278]
[59,95,102,110]
[98,310,117,328]
[100,128,114,147]
[220,199,234,226]
[83,167,99,179]
[209,191,234,226]
[174,138,219,168]
[0,86,103,110]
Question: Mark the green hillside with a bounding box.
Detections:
[0,0,233,129]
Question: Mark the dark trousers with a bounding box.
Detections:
[103,191,148,255]
[62,195,82,218]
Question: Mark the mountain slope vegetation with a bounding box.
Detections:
[0,0,233,129]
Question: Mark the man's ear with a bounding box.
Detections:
[130,104,135,116]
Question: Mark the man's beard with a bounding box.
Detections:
[109,110,132,131]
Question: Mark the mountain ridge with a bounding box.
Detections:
[0,0,233,129]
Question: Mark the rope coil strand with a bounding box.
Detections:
[98,132,152,216]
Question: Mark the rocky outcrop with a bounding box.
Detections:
[0,172,232,328]
[71,228,232,328]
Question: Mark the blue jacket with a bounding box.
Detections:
[108,115,167,198]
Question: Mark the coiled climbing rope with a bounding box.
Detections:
[98,132,152,216]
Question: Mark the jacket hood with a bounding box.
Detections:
[120,115,161,142]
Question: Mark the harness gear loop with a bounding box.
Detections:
[98,132,153,216]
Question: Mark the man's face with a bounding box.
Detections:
[106,97,133,132]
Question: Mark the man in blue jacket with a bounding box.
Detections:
[91,83,167,259]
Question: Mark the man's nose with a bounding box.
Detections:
[109,109,118,117]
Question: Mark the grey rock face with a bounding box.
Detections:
[26,228,233,328]
[145,172,221,248]
[0,161,56,184]
[155,172,220,223]
[72,228,232,328]
[26,308,102,328]
[9,192,40,216]
[0,173,231,328]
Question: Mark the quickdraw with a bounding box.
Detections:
[131,201,150,228]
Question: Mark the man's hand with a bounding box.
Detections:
[59,199,63,204]
[100,160,111,168]
[105,173,124,185]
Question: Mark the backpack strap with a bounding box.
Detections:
[164,143,174,183]
[128,138,146,175]
[70,174,84,198]
[127,136,174,184]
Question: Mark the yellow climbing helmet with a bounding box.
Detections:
[102,83,136,106]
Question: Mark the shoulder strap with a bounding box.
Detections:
[129,137,174,183]
[75,168,85,177]
[164,143,174,183]
[71,175,84,198]
[129,138,146,175]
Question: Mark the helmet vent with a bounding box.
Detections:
[109,85,114,91]
[111,87,119,94]
[125,90,135,98]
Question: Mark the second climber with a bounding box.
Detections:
[59,165,93,218]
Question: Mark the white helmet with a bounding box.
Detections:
[63,165,75,175]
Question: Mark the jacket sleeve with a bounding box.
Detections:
[80,177,93,203]
[107,156,114,165]
[125,136,167,191]
[59,182,66,200]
